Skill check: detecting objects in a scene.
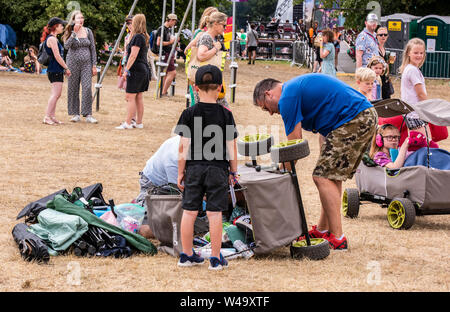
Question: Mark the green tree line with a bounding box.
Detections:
[317,0,449,30]
[3,0,448,50]
[1,0,226,50]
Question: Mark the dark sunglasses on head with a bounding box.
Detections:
[377,33,388,37]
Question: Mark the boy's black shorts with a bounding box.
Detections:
[182,164,229,212]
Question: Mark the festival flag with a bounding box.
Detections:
[223,16,234,50]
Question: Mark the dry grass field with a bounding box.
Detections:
[0,59,449,292]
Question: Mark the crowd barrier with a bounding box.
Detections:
[254,39,299,62]
[291,40,315,70]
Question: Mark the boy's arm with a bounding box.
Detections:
[226,138,238,185]
[177,136,190,191]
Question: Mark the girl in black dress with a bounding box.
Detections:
[117,14,151,130]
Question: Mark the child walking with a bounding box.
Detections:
[369,124,409,169]
[367,56,386,101]
[355,67,376,101]
[175,65,238,270]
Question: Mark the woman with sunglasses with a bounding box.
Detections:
[194,11,229,107]
[369,124,409,169]
[376,26,395,99]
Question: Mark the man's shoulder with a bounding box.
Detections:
[356,30,368,40]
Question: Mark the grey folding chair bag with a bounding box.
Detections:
[238,166,303,255]
[145,194,183,256]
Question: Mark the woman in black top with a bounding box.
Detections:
[41,17,71,125]
[117,14,151,130]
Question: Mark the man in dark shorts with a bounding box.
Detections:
[246,24,259,65]
[175,65,238,270]
[157,13,178,96]
[253,74,378,250]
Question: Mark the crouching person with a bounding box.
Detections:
[175,65,238,270]
[135,135,181,239]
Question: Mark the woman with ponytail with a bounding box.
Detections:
[41,17,71,125]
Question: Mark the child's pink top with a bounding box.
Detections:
[372,80,381,101]
[373,151,391,167]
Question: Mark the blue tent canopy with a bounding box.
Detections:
[0,24,17,49]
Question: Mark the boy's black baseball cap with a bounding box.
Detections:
[195,65,222,86]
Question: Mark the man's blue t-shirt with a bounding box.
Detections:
[142,135,180,186]
[278,74,372,137]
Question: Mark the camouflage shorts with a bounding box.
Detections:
[313,107,378,181]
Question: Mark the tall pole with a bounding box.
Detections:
[156,0,167,98]
[92,0,139,109]
[230,0,238,103]
[191,0,196,33]
[170,0,176,96]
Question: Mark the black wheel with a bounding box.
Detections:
[342,188,360,218]
[237,134,273,157]
[270,139,310,163]
[387,198,416,230]
[290,238,330,260]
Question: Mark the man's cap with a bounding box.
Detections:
[195,65,222,86]
[366,13,378,23]
[167,13,178,21]
[48,17,67,27]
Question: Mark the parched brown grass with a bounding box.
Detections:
[0,60,449,292]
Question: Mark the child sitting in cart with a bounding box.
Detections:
[369,123,410,169]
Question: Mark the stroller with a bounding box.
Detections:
[342,98,450,230]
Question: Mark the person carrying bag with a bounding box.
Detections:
[186,12,228,107]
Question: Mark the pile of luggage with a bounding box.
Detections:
[12,184,157,263]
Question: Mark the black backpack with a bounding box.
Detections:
[38,41,50,66]
[150,29,160,54]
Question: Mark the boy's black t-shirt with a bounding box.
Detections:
[174,102,238,169]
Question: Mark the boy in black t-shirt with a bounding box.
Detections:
[174,65,238,270]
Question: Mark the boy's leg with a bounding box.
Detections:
[180,165,205,255]
[180,210,199,255]
[206,211,222,259]
[204,167,229,259]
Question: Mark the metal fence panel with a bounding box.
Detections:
[387,48,450,79]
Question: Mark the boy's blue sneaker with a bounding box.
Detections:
[208,253,228,271]
[177,250,205,267]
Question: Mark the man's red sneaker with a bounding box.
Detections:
[296,225,327,241]
[324,232,348,251]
